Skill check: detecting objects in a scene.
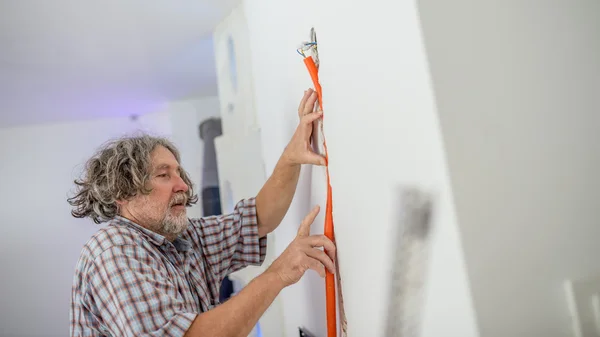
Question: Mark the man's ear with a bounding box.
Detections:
[115,199,127,206]
[115,199,128,213]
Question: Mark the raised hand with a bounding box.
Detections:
[281,89,327,166]
[266,205,336,287]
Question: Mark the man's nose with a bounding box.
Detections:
[174,175,189,193]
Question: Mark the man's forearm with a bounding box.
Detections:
[255,154,301,237]
[184,271,284,337]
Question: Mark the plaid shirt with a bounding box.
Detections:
[70,197,267,337]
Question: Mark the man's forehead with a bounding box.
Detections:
[150,146,180,169]
[154,163,179,170]
[151,149,179,171]
[152,162,180,171]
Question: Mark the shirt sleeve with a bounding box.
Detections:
[86,245,197,337]
[190,197,268,283]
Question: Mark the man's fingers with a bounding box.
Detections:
[297,205,320,237]
[302,91,318,116]
[301,109,323,126]
[304,248,335,274]
[297,89,312,117]
[306,258,326,278]
[304,235,336,261]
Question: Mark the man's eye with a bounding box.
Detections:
[157,174,168,178]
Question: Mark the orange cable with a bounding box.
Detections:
[303,55,337,337]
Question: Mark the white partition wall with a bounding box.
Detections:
[213,3,258,136]
[212,3,285,337]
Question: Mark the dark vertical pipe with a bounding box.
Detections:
[199,118,223,217]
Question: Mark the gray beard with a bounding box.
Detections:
[160,209,189,237]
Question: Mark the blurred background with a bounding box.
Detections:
[0,1,599,337]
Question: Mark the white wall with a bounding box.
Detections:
[0,96,219,337]
[0,112,171,337]
[418,1,600,337]
[220,1,480,336]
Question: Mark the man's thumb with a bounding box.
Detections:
[305,152,327,166]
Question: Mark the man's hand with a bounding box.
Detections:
[255,89,326,236]
[185,206,334,337]
[266,205,336,287]
[282,89,327,166]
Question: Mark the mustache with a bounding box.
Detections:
[169,193,188,206]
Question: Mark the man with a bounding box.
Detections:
[68,89,336,337]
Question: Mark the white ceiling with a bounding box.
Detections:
[0,0,238,128]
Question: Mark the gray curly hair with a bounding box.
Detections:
[68,134,198,224]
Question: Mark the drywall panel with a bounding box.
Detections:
[212,4,285,336]
[241,0,479,336]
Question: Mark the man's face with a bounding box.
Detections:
[120,145,190,239]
